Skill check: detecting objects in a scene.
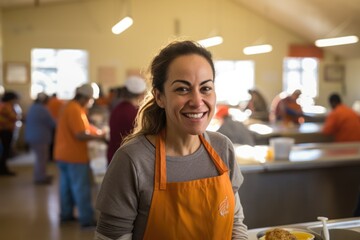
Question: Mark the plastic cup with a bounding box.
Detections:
[269,137,294,160]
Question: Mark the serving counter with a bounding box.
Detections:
[246,122,332,144]
[248,217,360,240]
[236,142,360,229]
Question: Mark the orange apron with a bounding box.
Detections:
[143,133,235,240]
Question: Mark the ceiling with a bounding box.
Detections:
[235,0,360,59]
[1,0,359,59]
[0,0,79,7]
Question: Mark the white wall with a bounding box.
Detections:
[1,0,359,111]
[344,58,360,106]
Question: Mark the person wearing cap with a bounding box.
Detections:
[107,75,147,164]
[0,91,20,176]
[54,83,106,228]
[24,92,56,184]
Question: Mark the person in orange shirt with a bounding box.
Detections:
[46,93,64,161]
[54,83,106,228]
[322,93,360,142]
[0,91,20,176]
[47,93,64,121]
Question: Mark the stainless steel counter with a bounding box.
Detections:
[236,142,360,229]
[246,122,332,144]
[236,142,360,173]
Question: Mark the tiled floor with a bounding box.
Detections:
[0,151,104,240]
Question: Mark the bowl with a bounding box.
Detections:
[257,228,317,240]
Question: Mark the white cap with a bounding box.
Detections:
[37,92,48,102]
[125,76,147,94]
[76,83,94,98]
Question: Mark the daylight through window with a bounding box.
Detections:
[31,48,89,99]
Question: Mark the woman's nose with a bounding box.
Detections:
[189,90,203,107]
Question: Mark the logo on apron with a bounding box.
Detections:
[218,196,229,216]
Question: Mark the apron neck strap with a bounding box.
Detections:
[155,131,229,190]
[155,130,167,190]
[199,134,229,174]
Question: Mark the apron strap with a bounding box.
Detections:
[199,134,229,174]
[155,132,229,190]
[155,130,167,190]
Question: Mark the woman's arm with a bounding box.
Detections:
[232,192,249,240]
[95,150,139,239]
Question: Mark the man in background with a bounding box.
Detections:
[25,92,56,184]
[214,105,255,146]
[47,93,64,161]
[322,93,360,142]
[54,83,106,228]
[107,76,146,164]
[0,91,20,176]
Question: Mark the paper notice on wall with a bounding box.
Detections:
[97,66,116,88]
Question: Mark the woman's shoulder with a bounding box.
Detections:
[205,131,232,144]
[116,135,155,160]
[109,135,156,175]
[204,131,233,152]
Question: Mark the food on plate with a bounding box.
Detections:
[259,228,315,240]
[265,228,296,240]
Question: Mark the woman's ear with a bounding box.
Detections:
[154,89,164,108]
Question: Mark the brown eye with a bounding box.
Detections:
[175,87,190,94]
[201,86,213,94]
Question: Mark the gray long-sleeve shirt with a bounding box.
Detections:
[95,131,248,240]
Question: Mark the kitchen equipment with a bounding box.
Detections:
[317,216,330,240]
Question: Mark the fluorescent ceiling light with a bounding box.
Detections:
[243,44,273,55]
[197,36,223,48]
[315,35,359,47]
[112,16,133,35]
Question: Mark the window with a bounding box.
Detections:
[214,60,255,106]
[31,48,89,99]
[283,57,318,99]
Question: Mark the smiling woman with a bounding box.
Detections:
[95,40,248,240]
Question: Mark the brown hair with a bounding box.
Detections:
[122,40,215,144]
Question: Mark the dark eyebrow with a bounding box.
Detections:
[171,79,213,86]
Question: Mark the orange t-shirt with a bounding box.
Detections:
[47,97,64,121]
[0,102,18,131]
[322,104,360,142]
[54,100,90,163]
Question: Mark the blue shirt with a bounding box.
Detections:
[25,102,56,144]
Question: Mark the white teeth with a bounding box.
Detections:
[186,113,204,119]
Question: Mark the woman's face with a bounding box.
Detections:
[155,54,216,137]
